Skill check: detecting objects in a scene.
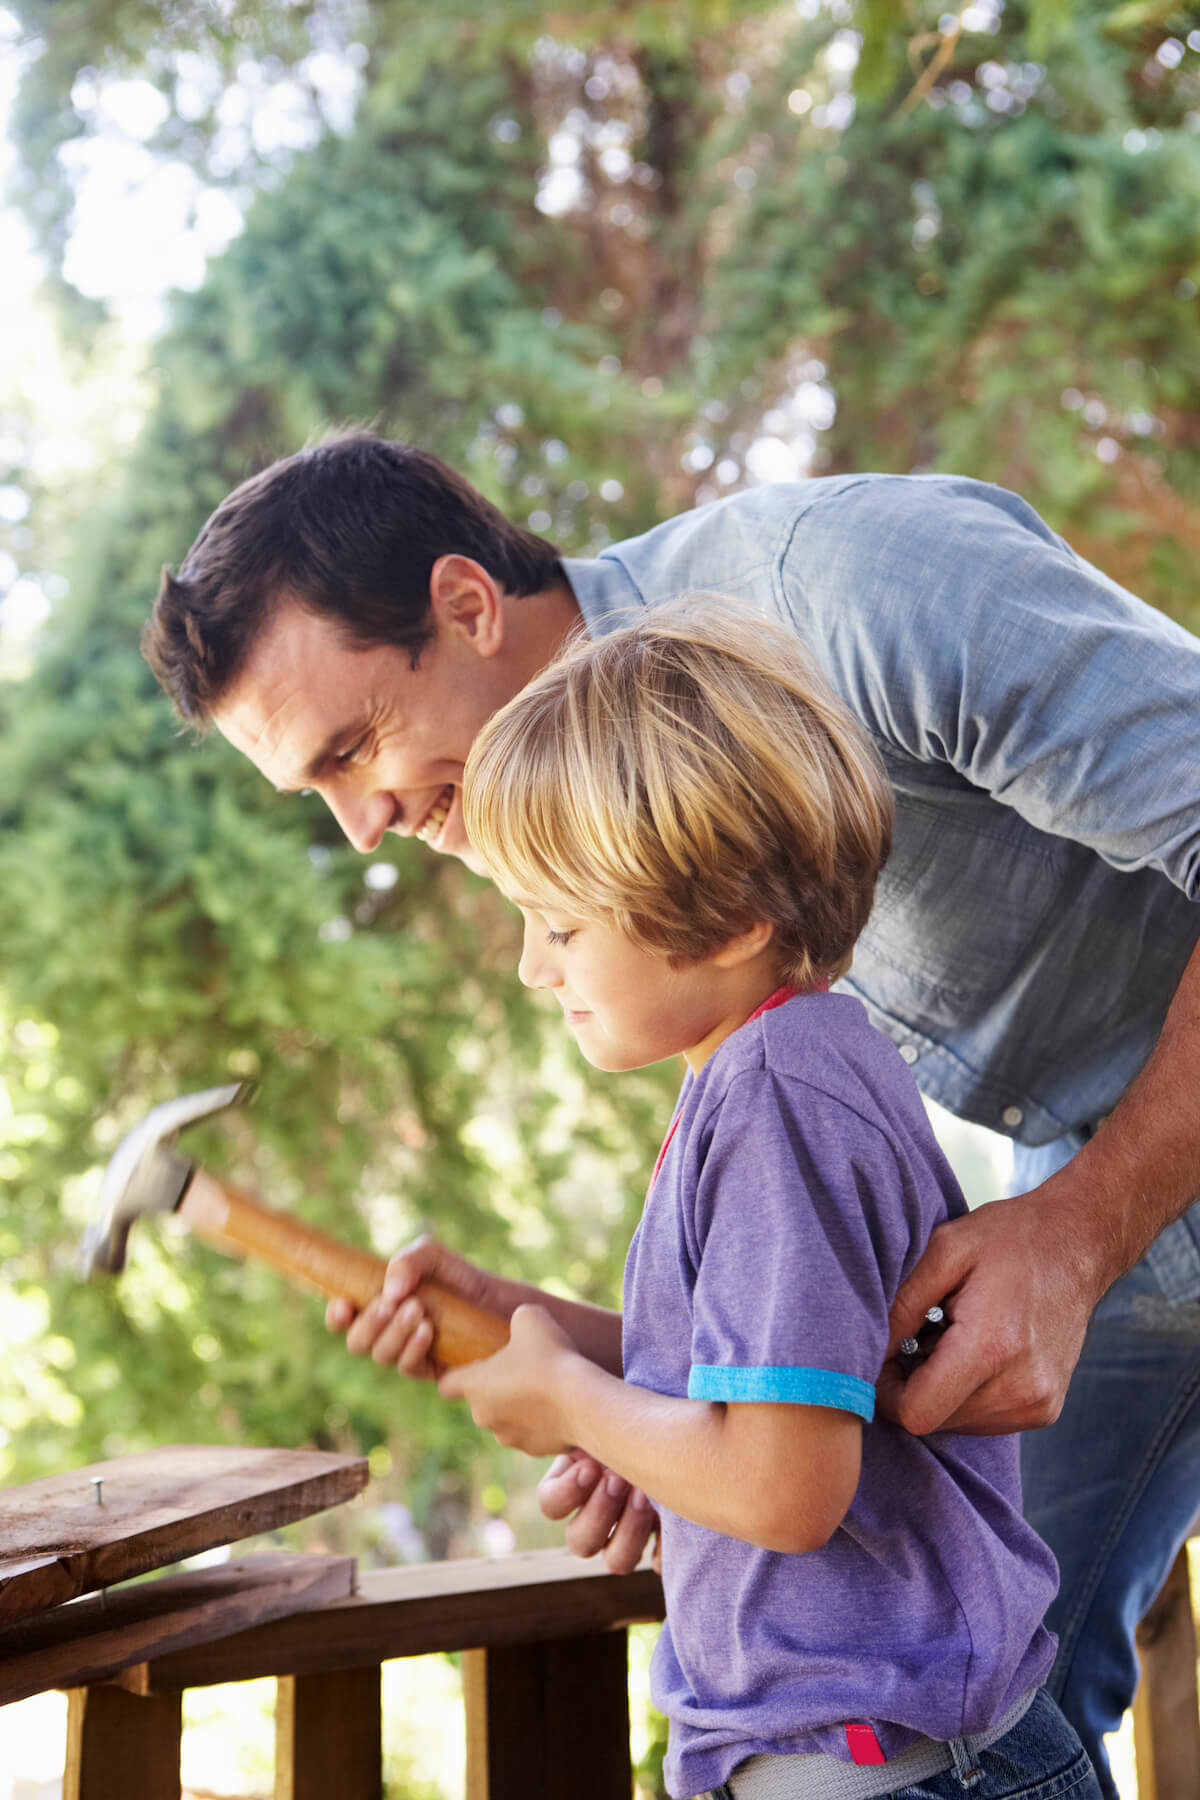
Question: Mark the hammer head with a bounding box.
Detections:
[79,1082,253,1278]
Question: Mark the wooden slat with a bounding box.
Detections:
[1133,1541,1200,1800]
[464,1630,632,1800]
[131,1549,664,1690]
[0,1553,356,1704]
[64,1684,182,1800]
[275,1667,383,1800]
[0,1446,368,1625]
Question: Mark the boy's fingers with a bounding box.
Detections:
[325,1296,356,1332]
[537,1452,602,1520]
[367,1298,433,1368]
[382,1235,444,1304]
[560,1473,634,1562]
[394,1315,436,1378]
[344,1292,394,1356]
[601,1489,658,1575]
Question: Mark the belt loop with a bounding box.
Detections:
[949,1736,983,1788]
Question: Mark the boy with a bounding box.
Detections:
[333,606,1099,1800]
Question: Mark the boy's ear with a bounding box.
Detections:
[711,920,775,967]
[429,554,505,656]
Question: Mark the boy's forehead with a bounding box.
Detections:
[505,886,582,917]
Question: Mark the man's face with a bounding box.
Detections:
[213,600,523,873]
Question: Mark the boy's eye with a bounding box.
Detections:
[547,929,576,947]
[338,737,369,766]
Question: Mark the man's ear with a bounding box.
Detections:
[428,554,505,656]
[711,920,776,967]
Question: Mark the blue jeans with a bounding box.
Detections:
[1014,1142,1200,1800]
[710,1689,1100,1800]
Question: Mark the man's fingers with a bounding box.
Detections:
[885,1325,985,1434]
[887,1226,963,1355]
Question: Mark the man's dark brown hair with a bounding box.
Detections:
[142,430,563,728]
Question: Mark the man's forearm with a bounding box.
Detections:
[1044,937,1200,1291]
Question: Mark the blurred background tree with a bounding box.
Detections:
[1,0,1198,1568]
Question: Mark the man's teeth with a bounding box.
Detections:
[415,785,454,843]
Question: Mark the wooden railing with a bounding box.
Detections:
[10,1538,1199,1800]
[60,1548,666,1800]
[1132,1538,1200,1800]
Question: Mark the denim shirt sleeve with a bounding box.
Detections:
[778,475,1200,900]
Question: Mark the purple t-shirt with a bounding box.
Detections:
[622,992,1057,1800]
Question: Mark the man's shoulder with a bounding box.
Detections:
[564,472,1066,636]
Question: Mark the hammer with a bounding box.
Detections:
[79,1082,509,1368]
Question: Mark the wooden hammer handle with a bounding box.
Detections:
[179,1169,509,1368]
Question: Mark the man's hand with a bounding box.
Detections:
[538,1450,660,1573]
[878,1188,1103,1436]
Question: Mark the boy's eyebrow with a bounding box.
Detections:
[506,891,576,916]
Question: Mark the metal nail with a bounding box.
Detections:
[91,1476,104,1506]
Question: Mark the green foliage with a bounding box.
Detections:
[2,0,1199,1554]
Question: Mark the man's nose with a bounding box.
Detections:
[323,785,390,855]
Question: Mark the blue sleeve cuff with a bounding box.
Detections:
[688,1363,875,1420]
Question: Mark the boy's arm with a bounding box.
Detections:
[441,1305,861,1553]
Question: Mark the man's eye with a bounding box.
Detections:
[547,929,576,947]
[338,737,369,765]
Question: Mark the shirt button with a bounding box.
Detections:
[899,1044,919,1065]
[1002,1105,1024,1128]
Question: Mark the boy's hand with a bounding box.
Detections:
[438,1304,577,1455]
[325,1234,498,1379]
[538,1452,661,1574]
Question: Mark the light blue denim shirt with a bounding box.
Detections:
[563,473,1200,1170]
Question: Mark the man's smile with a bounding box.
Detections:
[413,782,456,845]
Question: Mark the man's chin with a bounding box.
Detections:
[432,827,489,877]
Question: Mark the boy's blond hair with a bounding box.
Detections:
[463,602,893,988]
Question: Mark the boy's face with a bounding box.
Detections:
[512,897,778,1074]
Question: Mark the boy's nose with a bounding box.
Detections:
[518,926,560,991]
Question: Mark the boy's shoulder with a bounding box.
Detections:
[681,989,967,1229]
[705,989,920,1121]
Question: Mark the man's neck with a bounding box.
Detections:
[503,578,586,685]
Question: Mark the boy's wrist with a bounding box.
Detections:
[552,1341,611,1452]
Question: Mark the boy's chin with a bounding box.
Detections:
[576,1041,664,1075]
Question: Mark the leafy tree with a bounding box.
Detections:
[2,2,1199,1558]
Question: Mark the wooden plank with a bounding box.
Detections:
[0,1446,368,1626]
[275,1667,382,1800]
[464,1630,632,1800]
[1133,1541,1200,1800]
[131,1548,663,1691]
[0,1553,356,1704]
[64,1684,181,1800]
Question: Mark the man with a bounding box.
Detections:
[144,430,1200,1797]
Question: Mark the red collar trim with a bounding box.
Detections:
[747,977,828,1021]
[651,980,827,1186]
